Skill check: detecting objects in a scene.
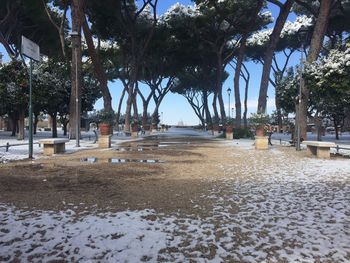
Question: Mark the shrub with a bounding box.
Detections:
[233,128,254,139]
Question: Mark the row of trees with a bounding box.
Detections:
[0,59,100,138]
[0,0,349,140]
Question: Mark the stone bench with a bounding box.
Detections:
[39,138,69,155]
[302,141,336,159]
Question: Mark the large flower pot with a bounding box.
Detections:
[99,123,111,135]
[226,126,233,133]
[131,125,139,137]
[131,125,139,132]
[225,126,233,140]
[255,126,265,136]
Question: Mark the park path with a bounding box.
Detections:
[0,129,350,262]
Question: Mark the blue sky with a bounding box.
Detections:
[0,0,300,125]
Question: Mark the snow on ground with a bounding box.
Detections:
[1,139,350,262]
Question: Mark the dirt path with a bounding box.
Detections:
[1,133,349,262]
[0,136,226,215]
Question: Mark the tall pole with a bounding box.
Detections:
[29,59,33,158]
[75,46,80,147]
[227,88,231,119]
[296,45,303,151]
[70,31,80,147]
[228,93,230,119]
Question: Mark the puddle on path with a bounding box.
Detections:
[80,157,165,164]
[159,142,191,145]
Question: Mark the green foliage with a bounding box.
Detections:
[276,67,298,115]
[0,0,64,59]
[223,117,234,126]
[216,132,226,139]
[248,113,270,127]
[95,109,116,125]
[233,128,254,139]
[0,61,28,116]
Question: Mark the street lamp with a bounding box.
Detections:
[70,31,80,147]
[227,87,231,119]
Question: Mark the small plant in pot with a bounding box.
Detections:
[249,113,270,136]
[98,110,115,135]
[224,117,234,133]
[131,121,139,132]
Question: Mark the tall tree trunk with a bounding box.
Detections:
[314,114,322,141]
[203,90,212,126]
[10,114,17,136]
[17,109,25,140]
[334,119,340,140]
[300,0,334,140]
[243,72,249,129]
[233,39,246,128]
[124,78,137,133]
[132,91,138,124]
[234,0,263,127]
[216,58,226,120]
[124,91,133,132]
[69,0,82,140]
[217,89,225,120]
[60,115,69,136]
[33,113,39,135]
[51,113,58,138]
[142,101,148,127]
[257,0,294,113]
[212,92,219,122]
[116,87,127,125]
[81,14,112,112]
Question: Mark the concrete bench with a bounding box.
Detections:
[302,141,335,159]
[39,139,69,155]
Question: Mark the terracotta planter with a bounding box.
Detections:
[99,123,111,135]
[213,124,220,131]
[255,126,265,136]
[144,125,151,131]
[226,126,233,133]
[131,125,139,132]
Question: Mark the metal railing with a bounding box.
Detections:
[0,142,40,152]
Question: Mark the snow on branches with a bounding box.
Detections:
[247,15,313,47]
[305,45,350,87]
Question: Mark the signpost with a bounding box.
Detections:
[21,36,40,159]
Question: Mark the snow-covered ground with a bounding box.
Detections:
[1,136,350,262]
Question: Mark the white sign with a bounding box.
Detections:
[21,36,40,61]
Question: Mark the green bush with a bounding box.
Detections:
[233,128,254,139]
[216,132,226,139]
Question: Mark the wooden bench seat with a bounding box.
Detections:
[39,138,69,155]
[302,141,335,159]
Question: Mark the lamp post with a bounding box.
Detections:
[70,31,80,147]
[227,88,231,119]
